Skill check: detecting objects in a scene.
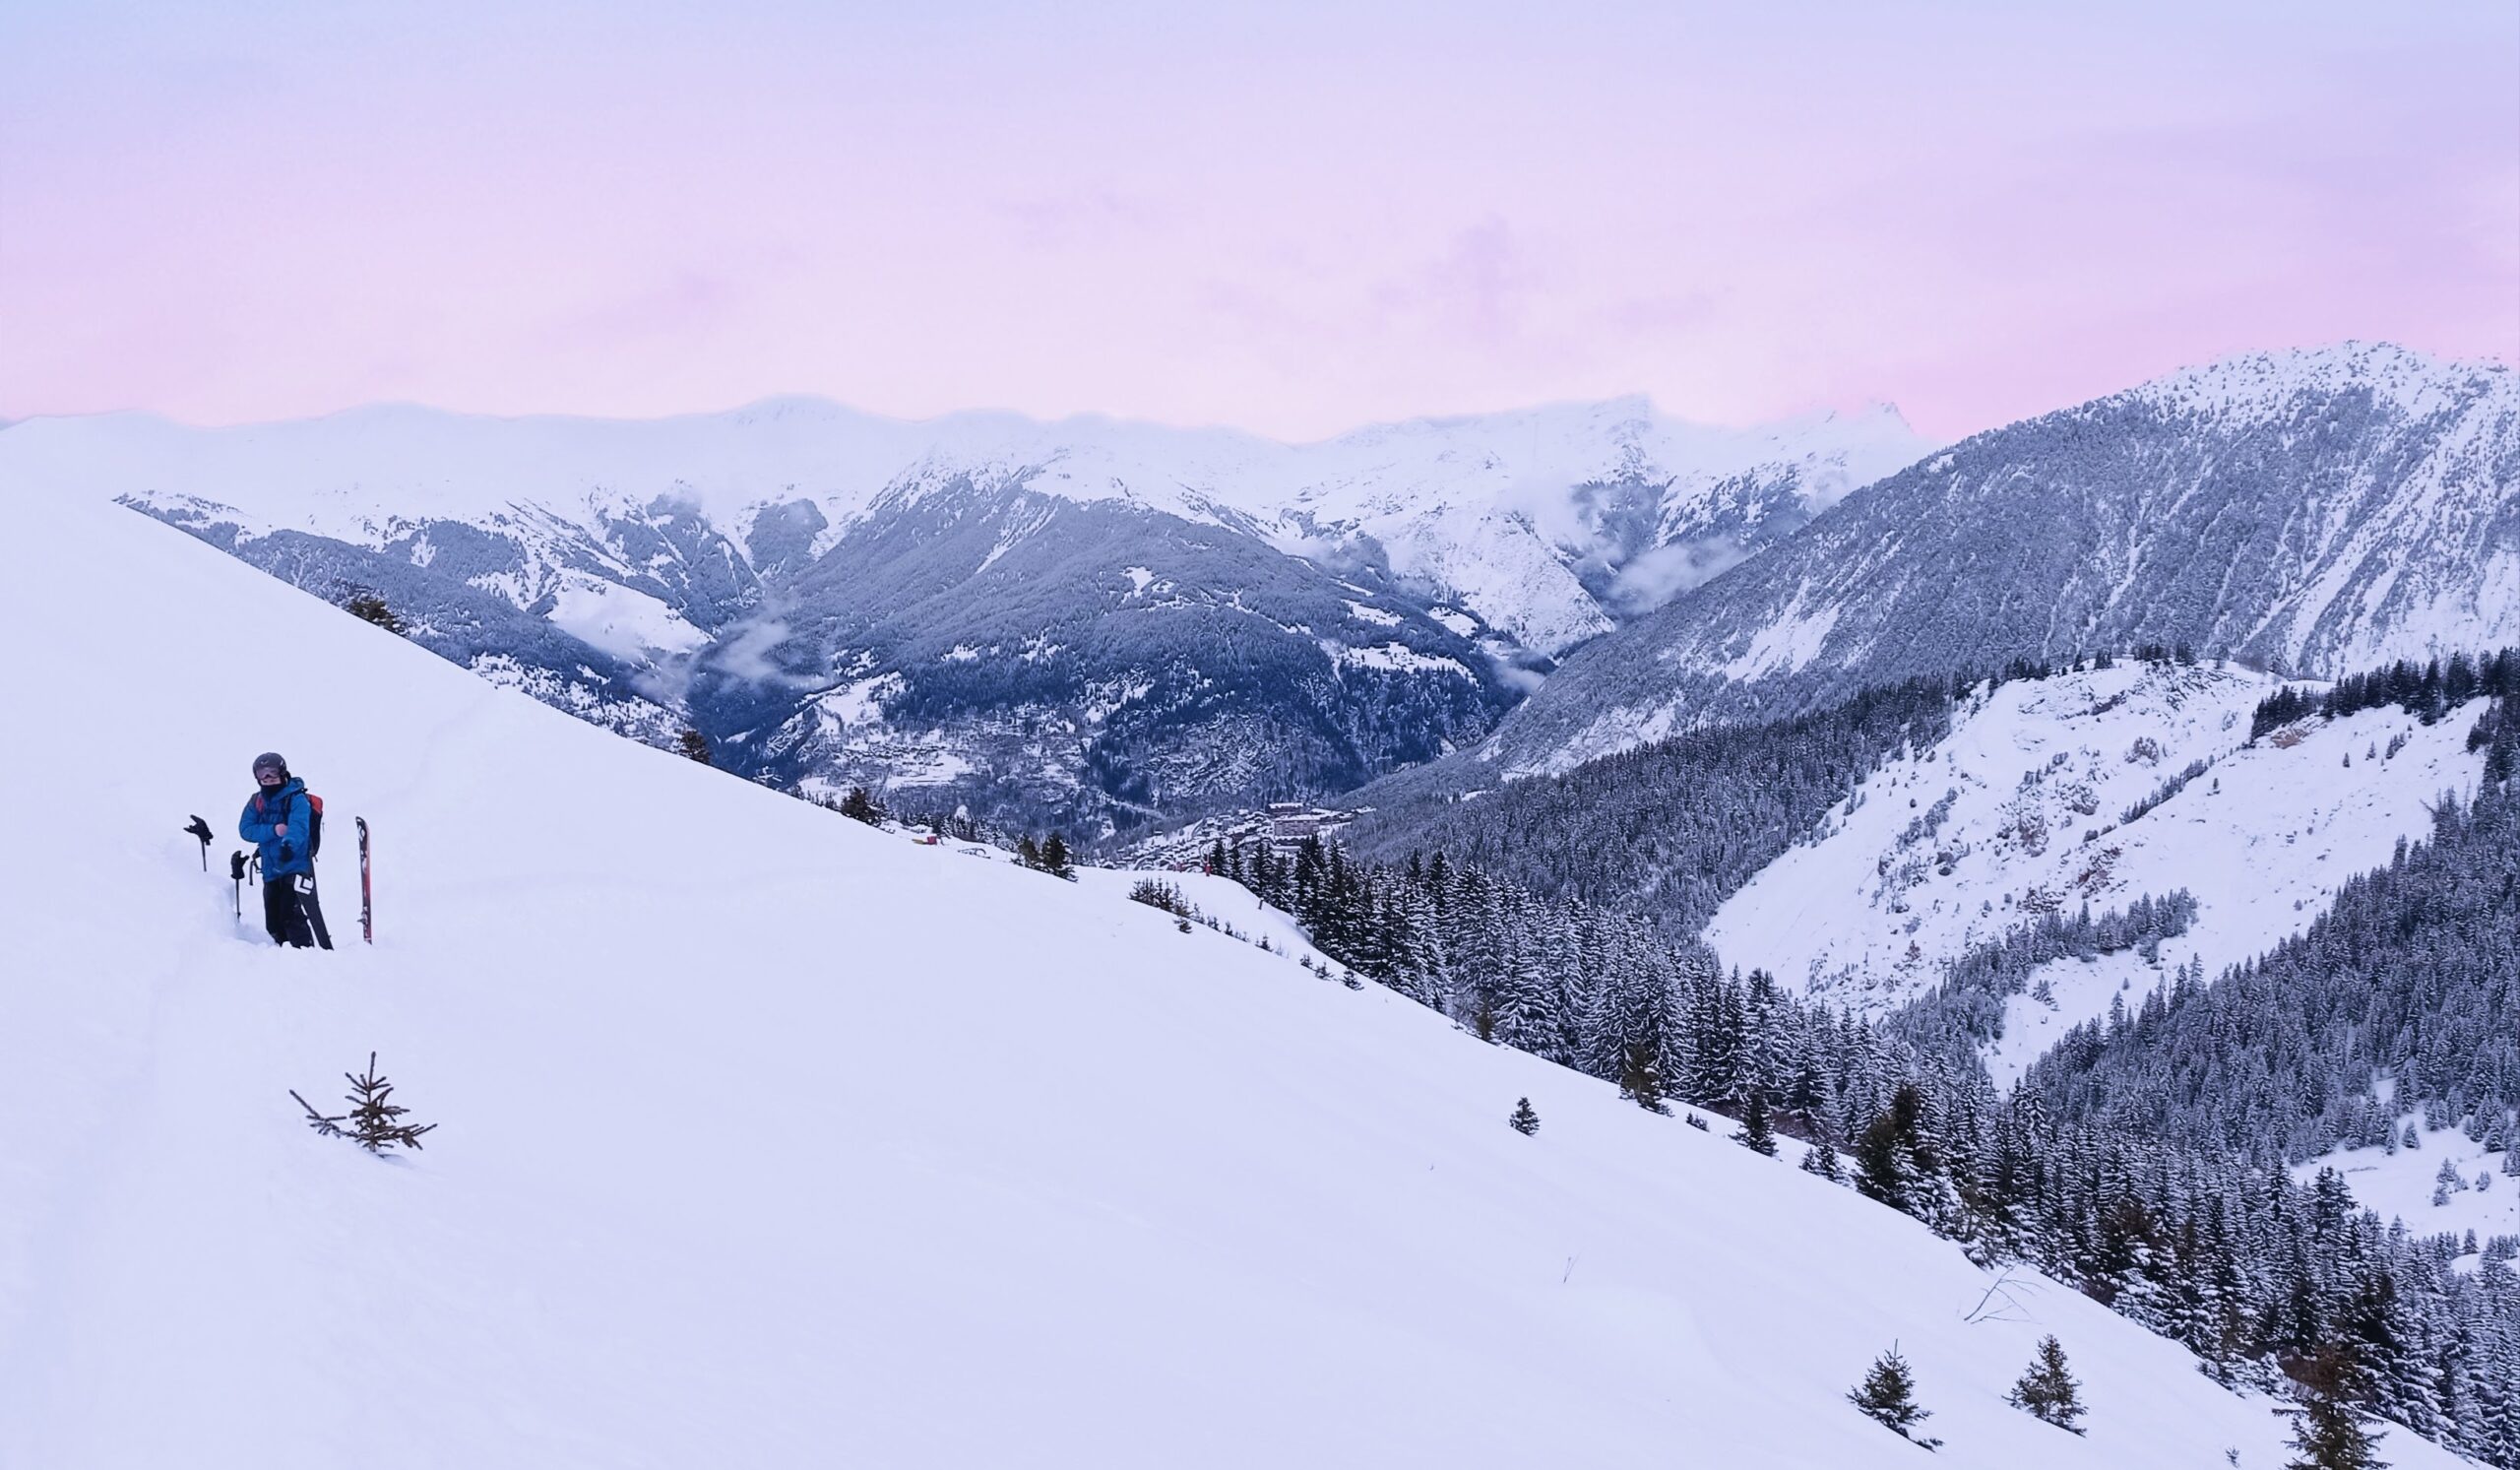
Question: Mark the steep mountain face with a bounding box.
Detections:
[1483,344,2520,776]
[0,397,1922,831]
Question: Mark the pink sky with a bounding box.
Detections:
[4,1,2514,440]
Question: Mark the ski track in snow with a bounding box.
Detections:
[0,489,2472,1469]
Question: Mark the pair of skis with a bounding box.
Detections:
[189,812,374,944]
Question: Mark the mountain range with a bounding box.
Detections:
[1477,343,2518,776]
[0,394,1924,832]
[4,343,2510,835]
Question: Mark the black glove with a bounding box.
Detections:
[279,844,297,864]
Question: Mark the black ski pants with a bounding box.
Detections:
[263,871,334,950]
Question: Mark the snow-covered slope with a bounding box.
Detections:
[0,491,2455,1468]
[1703,661,2488,1080]
[2298,1118,2520,1248]
[1486,343,2520,776]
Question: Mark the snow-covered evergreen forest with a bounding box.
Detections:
[1337,676,1960,937]
[1209,654,2520,1464]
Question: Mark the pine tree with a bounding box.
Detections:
[1732,1091,1779,1157]
[291,1052,436,1154]
[675,727,712,764]
[1848,1344,1941,1448]
[1508,1098,1540,1136]
[1040,833,1074,877]
[2280,1345,2389,1470]
[1618,1043,1670,1115]
[1800,1137,1847,1182]
[343,591,406,633]
[1017,835,1041,868]
[1855,1112,1909,1211]
[838,786,883,825]
[2006,1335,2087,1434]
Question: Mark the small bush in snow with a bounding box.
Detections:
[1508,1098,1540,1136]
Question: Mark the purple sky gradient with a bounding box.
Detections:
[4,1,2513,439]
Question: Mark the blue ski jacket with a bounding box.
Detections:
[240,779,315,880]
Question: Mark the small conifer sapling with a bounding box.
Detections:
[838,786,884,825]
[1849,1344,1941,1449]
[1800,1138,1846,1182]
[291,1052,437,1154]
[1508,1098,1540,1136]
[2006,1335,2087,1434]
[2278,1344,2388,1470]
[1732,1092,1779,1156]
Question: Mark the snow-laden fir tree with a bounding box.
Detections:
[1847,1344,1940,1449]
[1732,1091,1778,1157]
[1508,1098,1540,1136]
[2281,1344,2389,1470]
[838,786,883,825]
[2006,1335,2086,1434]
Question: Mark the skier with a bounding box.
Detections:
[239,751,333,949]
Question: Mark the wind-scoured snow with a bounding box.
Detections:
[0,488,2459,1469]
[1703,662,2488,1082]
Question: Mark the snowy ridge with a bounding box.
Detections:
[1702,661,2488,1082]
[0,488,2466,1469]
[0,394,1929,659]
[1482,342,2520,778]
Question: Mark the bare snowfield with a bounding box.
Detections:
[0,491,2468,1468]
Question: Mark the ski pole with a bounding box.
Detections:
[184,815,213,870]
[228,850,247,923]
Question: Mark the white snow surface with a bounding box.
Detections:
[1703,662,2487,1081]
[0,394,1931,657]
[2298,1121,2520,1249]
[0,493,2469,1469]
[541,574,713,660]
